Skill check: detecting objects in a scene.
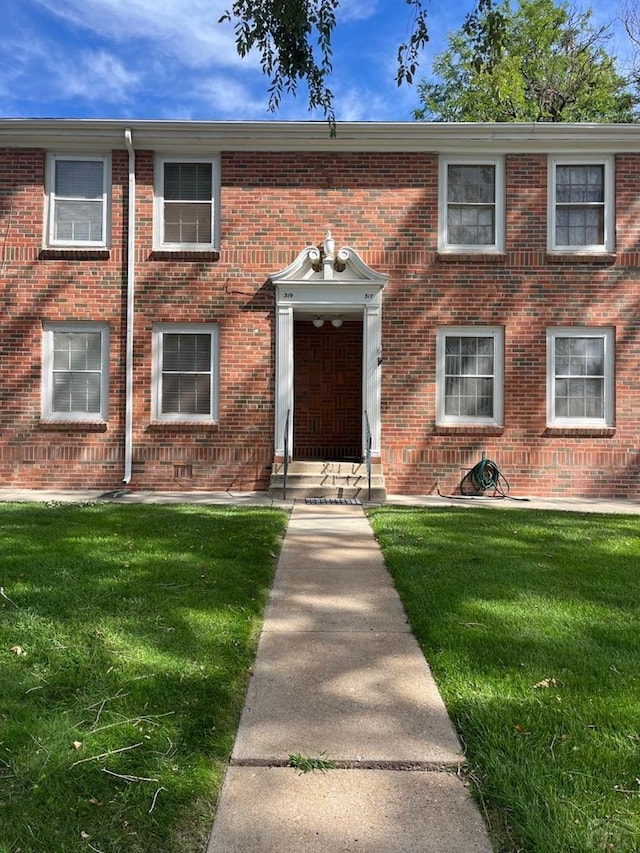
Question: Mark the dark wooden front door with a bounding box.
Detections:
[293,319,363,459]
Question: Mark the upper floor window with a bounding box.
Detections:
[42,322,109,421]
[152,324,219,422]
[154,157,220,250]
[439,157,504,253]
[548,157,614,253]
[46,154,109,248]
[547,327,614,427]
[436,327,504,426]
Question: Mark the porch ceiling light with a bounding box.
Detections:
[312,316,325,328]
[331,317,343,328]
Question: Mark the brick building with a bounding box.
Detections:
[1,119,639,498]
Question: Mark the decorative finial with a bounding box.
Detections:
[323,230,335,259]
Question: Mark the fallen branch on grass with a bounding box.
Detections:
[71,742,143,767]
[101,768,159,783]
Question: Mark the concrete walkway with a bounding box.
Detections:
[206,502,492,853]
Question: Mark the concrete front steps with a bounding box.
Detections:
[269,459,386,501]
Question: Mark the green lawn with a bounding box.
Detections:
[367,506,640,853]
[0,502,288,853]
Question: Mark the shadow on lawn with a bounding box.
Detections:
[367,505,640,679]
[367,506,640,852]
[0,502,287,852]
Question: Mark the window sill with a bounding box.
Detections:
[436,251,506,264]
[147,421,219,432]
[39,248,111,260]
[150,250,220,261]
[544,426,616,437]
[546,252,616,265]
[435,425,505,435]
[38,420,108,432]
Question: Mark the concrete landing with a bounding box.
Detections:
[207,767,491,853]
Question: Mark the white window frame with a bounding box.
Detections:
[152,323,220,423]
[153,156,221,251]
[547,327,615,428]
[548,156,614,253]
[42,322,109,421]
[436,326,504,426]
[438,156,505,253]
[45,153,110,248]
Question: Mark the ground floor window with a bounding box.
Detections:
[152,323,219,422]
[436,326,504,426]
[547,327,614,427]
[42,322,109,421]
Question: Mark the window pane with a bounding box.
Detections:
[161,333,212,416]
[556,206,604,247]
[161,373,211,415]
[555,337,604,377]
[448,206,495,245]
[554,336,605,420]
[163,334,211,371]
[555,164,605,248]
[447,164,496,246]
[51,331,102,414]
[164,202,212,244]
[444,335,495,418]
[54,200,103,242]
[556,165,603,204]
[53,332,102,369]
[55,160,103,199]
[164,163,212,201]
[448,165,495,203]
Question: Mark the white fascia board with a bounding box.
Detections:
[1,119,640,154]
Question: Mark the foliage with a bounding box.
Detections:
[287,751,337,774]
[0,502,287,853]
[218,0,495,128]
[368,506,640,852]
[219,0,341,127]
[414,0,638,122]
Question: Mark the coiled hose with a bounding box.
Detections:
[437,455,529,500]
[462,457,509,496]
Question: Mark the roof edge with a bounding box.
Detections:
[1,119,639,153]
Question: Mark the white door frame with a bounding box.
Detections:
[271,241,387,459]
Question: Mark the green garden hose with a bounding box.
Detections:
[437,456,529,501]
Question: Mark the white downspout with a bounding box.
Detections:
[123,129,135,484]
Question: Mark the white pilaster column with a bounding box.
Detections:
[363,303,382,457]
[274,302,294,457]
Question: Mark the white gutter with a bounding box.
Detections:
[2,119,640,155]
[123,129,135,484]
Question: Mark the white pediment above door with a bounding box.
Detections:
[270,233,388,287]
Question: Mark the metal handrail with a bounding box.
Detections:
[283,408,290,500]
[364,409,372,501]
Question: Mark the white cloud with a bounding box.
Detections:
[337,0,380,23]
[333,83,403,121]
[191,74,272,117]
[0,31,139,110]
[33,0,250,69]
[55,49,140,102]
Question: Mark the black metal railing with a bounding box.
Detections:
[283,408,290,500]
[364,409,372,501]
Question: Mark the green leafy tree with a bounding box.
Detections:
[218,0,499,128]
[414,0,637,122]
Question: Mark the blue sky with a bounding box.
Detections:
[1,0,634,122]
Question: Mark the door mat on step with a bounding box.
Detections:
[305,498,362,505]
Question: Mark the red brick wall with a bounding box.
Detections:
[1,146,639,497]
